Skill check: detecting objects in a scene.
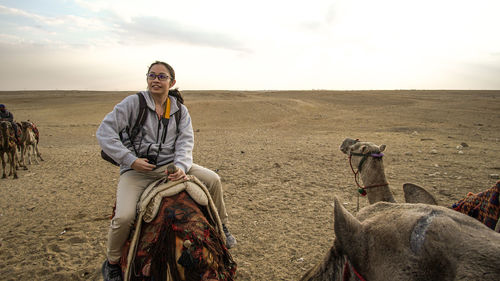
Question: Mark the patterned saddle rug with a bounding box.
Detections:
[31,122,40,143]
[120,175,237,281]
[452,181,500,231]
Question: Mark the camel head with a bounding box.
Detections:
[0,120,11,131]
[341,140,386,174]
[20,121,35,133]
[339,138,386,157]
[301,197,500,281]
[0,121,13,139]
[21,121,31,129]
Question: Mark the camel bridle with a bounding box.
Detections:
[348,151,389,196]
[343,259,367,281]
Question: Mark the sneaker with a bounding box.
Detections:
[222,224,237,249]
[102,260,123,281]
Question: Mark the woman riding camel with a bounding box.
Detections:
[0,104,20,141]
[97,61,236,281]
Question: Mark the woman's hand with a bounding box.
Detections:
[167,167,188,181]
[131,158,156,171]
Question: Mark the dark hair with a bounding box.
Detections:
[147,61,183,104]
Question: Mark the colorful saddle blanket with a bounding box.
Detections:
[452,181,500,231]
[31,122,40,143]
[120,176,236,281]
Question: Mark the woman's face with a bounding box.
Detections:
[147,64,176,96]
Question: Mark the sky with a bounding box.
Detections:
[0,0,499,91]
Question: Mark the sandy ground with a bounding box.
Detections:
[0,90,499,280]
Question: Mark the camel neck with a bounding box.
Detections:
[360,158,395,203]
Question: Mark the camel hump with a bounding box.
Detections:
[403,183,438,205]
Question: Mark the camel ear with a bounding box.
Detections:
[379,144,386,152]
[333,197,362,249]
[360,145,369,154]
[403,183,437,205]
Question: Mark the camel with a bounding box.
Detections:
[114,164,236,281]
[20,121,42,165]
[30,121,43,161]
[339,138,437,205]
[0,121,18,179]
[15,121,27,170]
[300,197,500,281]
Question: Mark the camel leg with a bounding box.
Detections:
[1,154,6,178]
[11,152,18,179]
[15,146,19,169]
[27,144,32,165]
[25,145,31,166]
[21,145,27,166]
[7,153,12,176]
[15,149,23,171]
[7,152,17,179]
[19,144,28,169]
[33,143,39,164]
[14,151,19,170]
[35,145,44,161]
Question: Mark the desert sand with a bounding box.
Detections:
[0,90,499,280]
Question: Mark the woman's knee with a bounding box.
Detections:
[191,165,221,186]
[111,211,136,228]
[204,172,222,190]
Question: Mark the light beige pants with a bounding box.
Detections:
[106,163,229,262]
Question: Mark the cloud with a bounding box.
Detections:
[115,16,247,52]
[1,0,500,90]
[0,4,45,21]
[1,3,247,52]
[0,4,111,42]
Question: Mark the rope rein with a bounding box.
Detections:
[343,260,367,281]
[348,152,389,196]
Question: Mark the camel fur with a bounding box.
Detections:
[300,197,500,281]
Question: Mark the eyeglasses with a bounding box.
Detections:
[147,73,171,81]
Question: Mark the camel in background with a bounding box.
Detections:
[339,138,437,205]
[300,138,500,280]
[20,121,42,165]
[0,121,18,179]
[15,121,27,170]
[30,121,43,161]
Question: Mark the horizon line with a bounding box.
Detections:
[1,88,500,93]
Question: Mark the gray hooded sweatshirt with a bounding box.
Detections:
[96,90,194,174]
